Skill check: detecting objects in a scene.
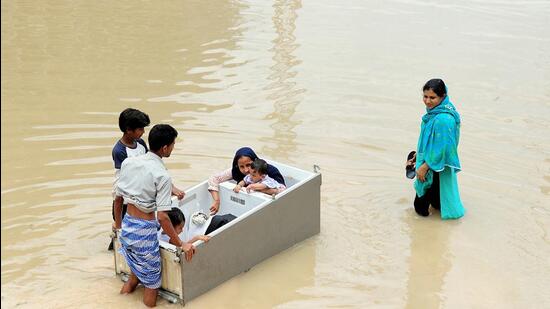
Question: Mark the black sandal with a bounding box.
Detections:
[406,151,416,179]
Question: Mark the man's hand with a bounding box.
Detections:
[172,186,185,200]
[181,243,195,261]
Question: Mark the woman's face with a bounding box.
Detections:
[237,156,254,175]
[423,89,444,109]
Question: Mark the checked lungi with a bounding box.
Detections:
[119,214,162,289]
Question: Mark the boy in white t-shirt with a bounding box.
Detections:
[109,108,150,250]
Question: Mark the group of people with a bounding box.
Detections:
[109,77,465,307]
[109,109,286,307]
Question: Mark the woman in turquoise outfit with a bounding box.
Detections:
[413,79,465,219]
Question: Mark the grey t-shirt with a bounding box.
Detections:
[116,152,172,213]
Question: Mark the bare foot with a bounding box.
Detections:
[120,274,139,294]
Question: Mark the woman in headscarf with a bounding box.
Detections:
[207,147,286,214]
[413,79,465,219]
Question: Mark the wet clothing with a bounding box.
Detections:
[119,214,162,289]
[414,95,465,219]
[414,172,441,216]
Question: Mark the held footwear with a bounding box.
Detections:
[406,151,416,179]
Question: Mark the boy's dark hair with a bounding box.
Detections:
[167,207,185,227]
[148,124,178,151]
[422,79,447,98]
[251,158,268,175]
[118,108,151,132]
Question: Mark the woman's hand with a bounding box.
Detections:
[416,163,429,182]
[233,184,242,193]
[210,200,220,215]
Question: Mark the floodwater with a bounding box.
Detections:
[2,0,549,308]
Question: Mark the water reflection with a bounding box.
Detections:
[149,1,249,106]
[404,213,453,309]
[187,241,316,308]
[261,0,305,161]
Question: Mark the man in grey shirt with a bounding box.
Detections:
[114,124,194,307]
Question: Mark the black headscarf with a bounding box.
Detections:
[231,147,286,185]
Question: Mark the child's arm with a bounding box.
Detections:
[246,183,267,193]
[233,180,246,193]
[188,235,211,244]
[256,188,279,195]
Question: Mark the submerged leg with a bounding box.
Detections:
[414,172,442,216]
[428,172,441,210]
[414,194,430,216]
[120,273,139,294]
[143,287,158,307]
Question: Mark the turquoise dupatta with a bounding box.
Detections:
[414,95,465,220]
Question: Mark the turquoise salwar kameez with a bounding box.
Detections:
[414,95,465,220]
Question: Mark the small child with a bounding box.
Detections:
[234,158,286,194]
[158,208,210,245]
